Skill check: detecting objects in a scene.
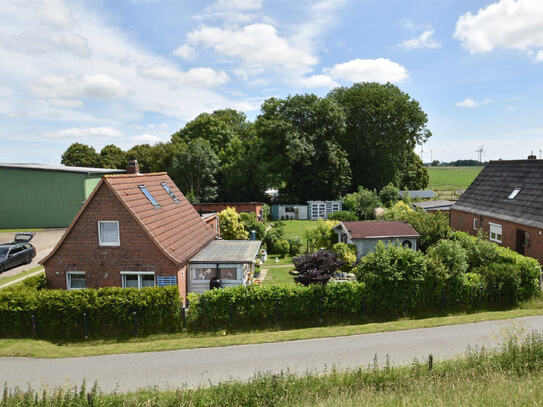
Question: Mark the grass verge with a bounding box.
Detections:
[2,304,543,359]
[0,228,44,233]
[0,266,43,288]
[262,266,295,285]
[4,330,543,405]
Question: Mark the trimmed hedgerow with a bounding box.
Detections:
[0,285,180,340]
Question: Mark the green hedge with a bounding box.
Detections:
[0,284,181,340]
[187,282,367,329]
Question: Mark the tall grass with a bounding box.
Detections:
[4,330,543,406]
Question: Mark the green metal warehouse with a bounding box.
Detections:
[0,163,124,228]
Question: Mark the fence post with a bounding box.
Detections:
[428,354,433,371]
[87,392,94,407]
[31,314,37,337]
[83,312,88,339]
[275,300,280,328]
[132,311,138,336]
[403,297,407,316]
[319,296,324,324]
[182,306,186,330]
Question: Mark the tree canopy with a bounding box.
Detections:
[58,82,432,203]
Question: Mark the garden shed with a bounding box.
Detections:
[0,163,123,228]
[271,204,308,220]
[308,200,342,220]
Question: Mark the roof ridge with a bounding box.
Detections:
[104,172,168,178]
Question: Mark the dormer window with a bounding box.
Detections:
[139,185,160,208]
[161,182,179,202]
[507,188,521,200]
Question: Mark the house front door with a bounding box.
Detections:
[516,229,526,255]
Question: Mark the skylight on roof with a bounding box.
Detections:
[507,188,521,200]
[139,185,160,208]
[161,182,179,202]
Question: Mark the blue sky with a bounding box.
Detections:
[1,0,543,164]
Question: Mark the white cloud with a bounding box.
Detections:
[197,0,263,23]
[140,66,229,88]
[536,50,543,62]
[399,29,441,50]
[30,73,132,100]
[172,44,197,61]
[133,133,163,144]
[454,0,543,60]
[506,106,517,111]
[456,98,491,108]
[298,74,339,88]
[187,23,318,74]
[325,58,408,84]
[44,126,123,140]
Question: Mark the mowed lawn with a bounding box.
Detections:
[262,266,296,285]
[428,166,483,190]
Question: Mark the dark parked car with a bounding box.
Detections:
[0,233,36,273]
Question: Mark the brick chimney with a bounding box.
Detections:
[528,153,537,160]
[126,158,140,174]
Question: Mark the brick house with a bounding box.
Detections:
[40,160,260,300]
[192,202,264,221]
[450,158,543,264]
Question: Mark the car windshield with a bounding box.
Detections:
[0,247,9,257]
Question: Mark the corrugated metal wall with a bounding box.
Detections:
[0,168,92,228]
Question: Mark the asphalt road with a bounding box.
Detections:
[0,229,65,282]
[2,315,543,393]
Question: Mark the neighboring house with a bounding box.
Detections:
[399,190,436,200]
[40,160,260,300]
[308,200,343,220]
[192,202,264,221]
[271,204,308,220]
[0,163,124,228]
[201,212,220,235]
[334,221,420,259]
[450,158,543,264]
[413,200,455,214]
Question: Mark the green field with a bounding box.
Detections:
[428,166,483,190]
[262,266,296,285]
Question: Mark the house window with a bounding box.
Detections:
[507,188,521,200]
[98,221,119,246]
[473,218,478,230]
[139,185,160,208]
[67,271,85,290]
[192,268,215,280]
[489,223,502,243]
[121,271,155,289]
[219,267,239,281]
[161,182,179,202]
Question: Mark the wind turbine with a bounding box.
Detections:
[475,145,485,163]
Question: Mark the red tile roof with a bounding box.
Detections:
[340,221,420,239]
[104,173,216,263]
[41,172,216,265]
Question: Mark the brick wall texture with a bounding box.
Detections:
[44,184,186,299]
[451,208,543,264]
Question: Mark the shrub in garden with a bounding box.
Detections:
[293,250,343,285]
[327,211,359,221]
[219,207,249,240]
[263,225,286,253]
[274,239,290,258]
[343,187,382,220]
[379,183,400,208]
[332,243,357,273]
[287,236,303,257]
[356,242,429,312]
[304,220,338,252]
[240,212,266,239]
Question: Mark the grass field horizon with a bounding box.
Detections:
[428,166,483,193]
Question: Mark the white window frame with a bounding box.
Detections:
[120,271,155,289]
[489,223,503,243]
[98,221,120,246]
[66,271,85,290]
[473,218,478,230]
